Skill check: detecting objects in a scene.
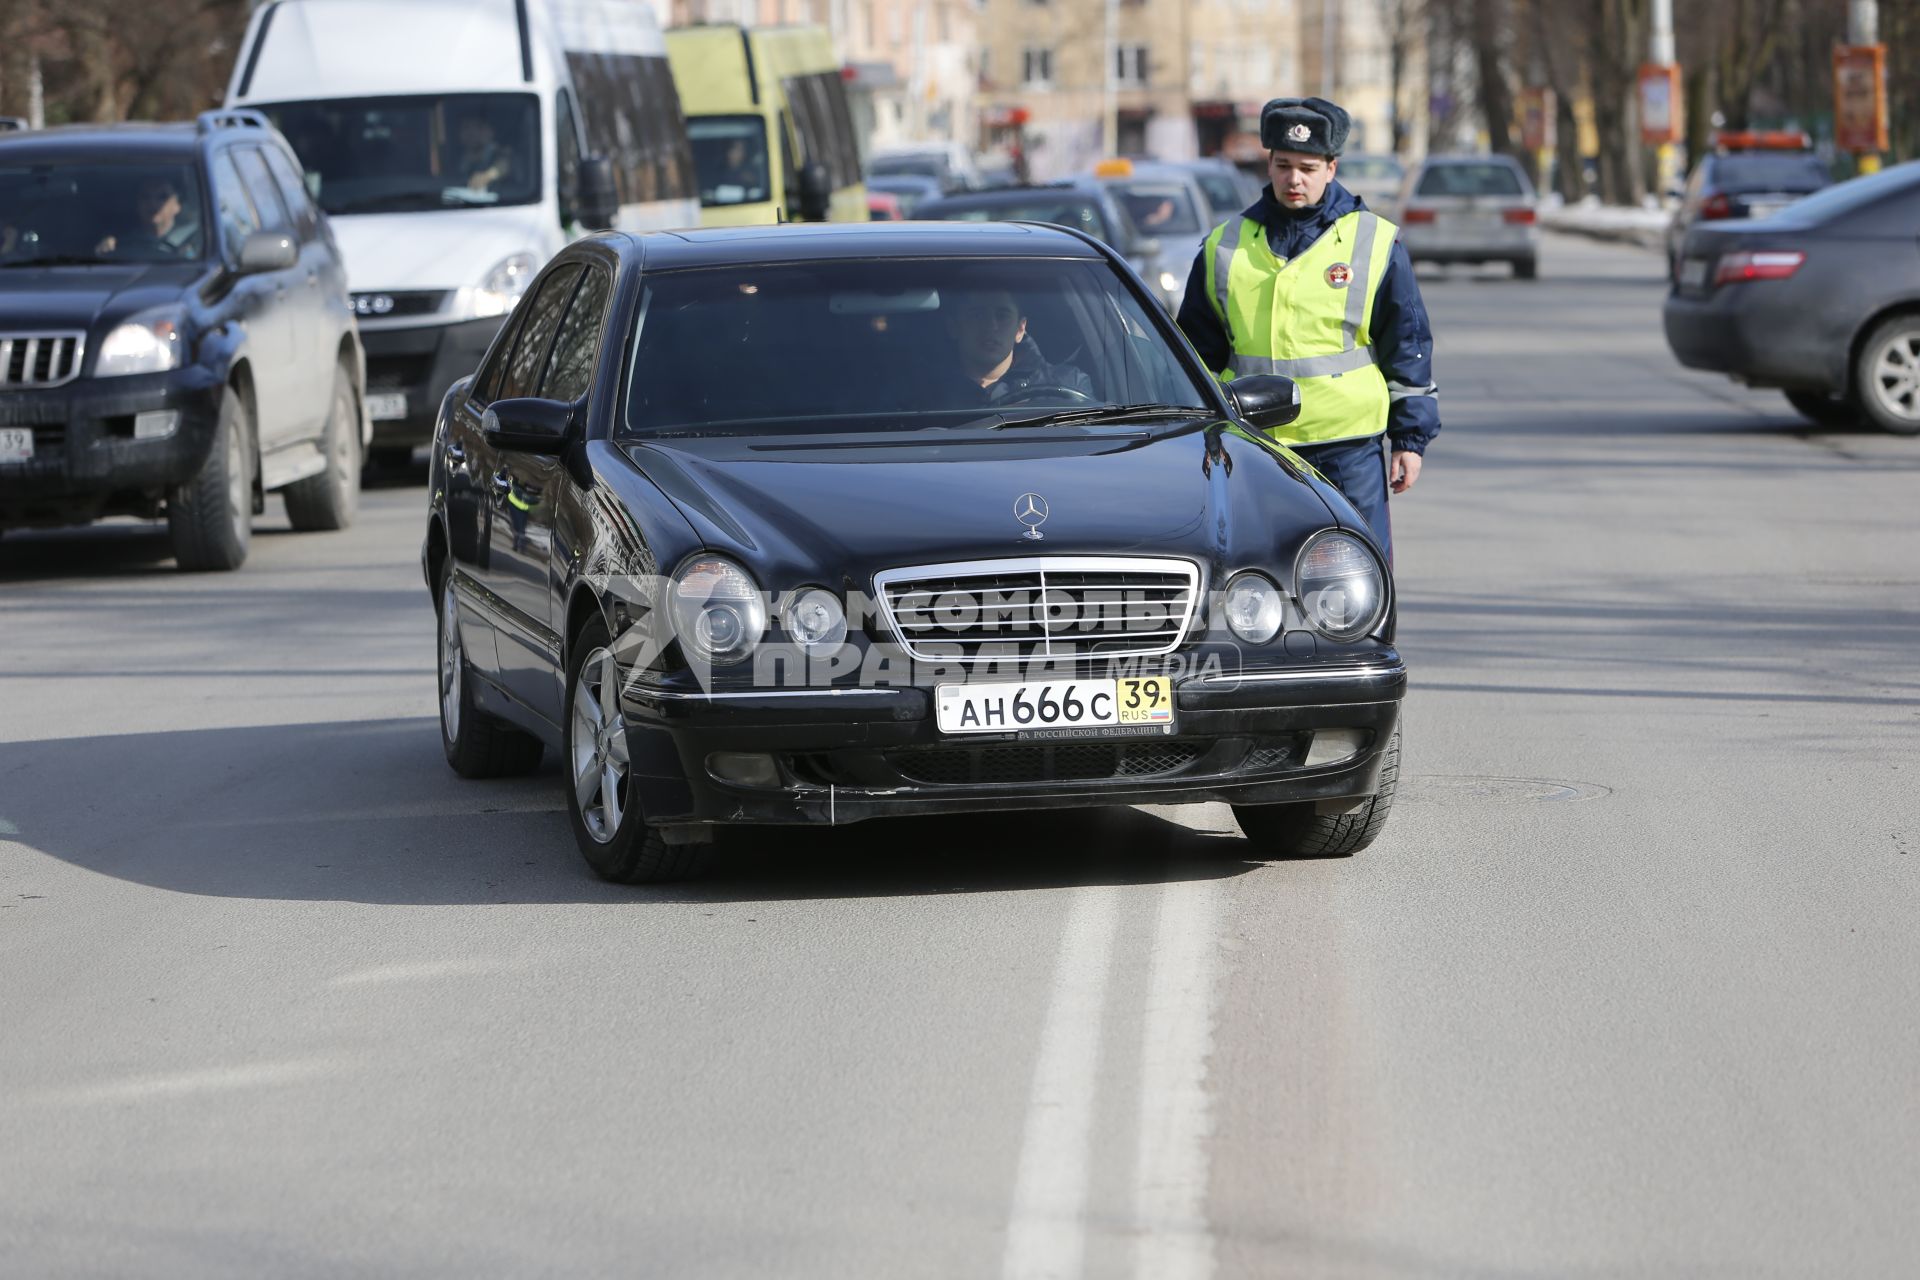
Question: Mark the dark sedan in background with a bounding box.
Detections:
[1665,134,1832,279]
[423,223,1406,883]
[1664,161,1920,435]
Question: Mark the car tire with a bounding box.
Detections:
[284,365,362,531]
[437,560,543,779]
[1232,728,1399,859]
[1783,389,1860,428]
[1852,314,1920,436]
[167,386,253,572]
[1513,256,1538,281]
[565,614,711,884]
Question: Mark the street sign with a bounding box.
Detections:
[1519,88,1556,152]
[1833,45,1888,154]
[1638,63,1682,146]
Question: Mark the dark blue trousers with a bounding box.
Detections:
[1293,435,1392,564]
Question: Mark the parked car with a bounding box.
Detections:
[1337,152,1407,218]
[1664,161,1920,435]
[0,111,366,569]
[1665,132,1831,278]
[228,0,696,469]
[912,180,1189,311]
[423,222,1406,882]
[865,174,944,216]
[1395,154,1539,278]
[1166,157,1263,221]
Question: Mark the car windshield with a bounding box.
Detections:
[922,198,1116,243]
[1110,182,1204,235]
[624,256,1211,436]
[1192,172,1246,216]
[687,115,771,208]
[256,93,541,214]
[1416,163,1526,197]
[1713,153,1830,194]
[0,161,207,265]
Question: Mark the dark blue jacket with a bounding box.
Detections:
[1176,181,1440,455]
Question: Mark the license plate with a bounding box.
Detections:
[1679,258,1708,288]
[366,392,408,421]
[0,428,32,463]
[935,676,1176,738]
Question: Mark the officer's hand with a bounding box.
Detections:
[1390,450,1422,494]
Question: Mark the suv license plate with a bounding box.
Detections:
[367,393,408,421]
[0,428,32,463]
[936,676,1175,739]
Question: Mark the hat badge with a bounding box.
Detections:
[1287,123,1311,143]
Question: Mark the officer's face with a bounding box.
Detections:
[1269,150,1336,209]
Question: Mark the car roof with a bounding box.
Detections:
[0,121,204,163]
[623,221,1110,270]
[917,182,1105,207]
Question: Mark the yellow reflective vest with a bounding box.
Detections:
[1202,208,1399,447]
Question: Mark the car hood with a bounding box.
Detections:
[327,206,558,293]
[0,262,204,333]
[617,422,1347,592]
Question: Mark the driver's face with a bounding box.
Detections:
[947,292,1026,372]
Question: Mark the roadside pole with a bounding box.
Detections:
[1648,0,1677,199]
[1840,0,1886,175]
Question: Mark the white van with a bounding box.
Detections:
[226,0,699,465]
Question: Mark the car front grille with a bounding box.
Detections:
[875,556,1200,663]
[885,739,1207,786]
[0,333,86,388]
[352,291,449,320]
[366,353,435,392]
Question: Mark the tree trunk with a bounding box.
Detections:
[1470,0,1518,156]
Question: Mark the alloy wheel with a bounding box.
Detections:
[570,647,630,844]
[439,585,463,741]
[1869,330,1920,424]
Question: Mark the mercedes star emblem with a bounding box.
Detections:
[1014,492,1049,540]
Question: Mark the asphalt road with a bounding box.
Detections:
[3,232,1916,1278]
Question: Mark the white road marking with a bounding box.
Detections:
[20,1058,352,1106]
[1001,885,1123,1280]
[330,958,526,988]
[1133,877,1223,1280]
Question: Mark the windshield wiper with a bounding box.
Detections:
[986,403,1212,431]
[0,254,114,268]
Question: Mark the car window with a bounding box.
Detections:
[1712,154,1830,193]
[1193,173,1245,216]
[496,265,583,401]
[232,147,291,232]
[260,145,321,239]
[1415,163,1526,197]
[210,153,261,252]
[541,267,611,402]
[625,256,1212,436]
[1111,183,1203,235]
[0,161,207,265]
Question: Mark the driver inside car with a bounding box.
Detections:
[943,288,1093,405]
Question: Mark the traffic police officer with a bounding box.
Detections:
[1177,96,1439,562]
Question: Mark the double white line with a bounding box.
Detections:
[1001,876,1225,1280]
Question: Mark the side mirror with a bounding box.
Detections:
[482,396,574,454]
[1227,374,1301,431]
[797,161,832,222]
[578,155,619,231]
[236,230,297,274]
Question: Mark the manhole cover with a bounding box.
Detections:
[1402,775,1612,805]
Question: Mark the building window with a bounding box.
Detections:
[1023,47,1053,86]
[1116,45,1149,85]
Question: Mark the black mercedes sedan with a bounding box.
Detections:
[1663,161,1920,435]
[423,222,1406,882]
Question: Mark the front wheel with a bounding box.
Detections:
[167,387,253,572]
[1852,314,1920,436]
[1232,729,1399,859]
[566,615,711,884]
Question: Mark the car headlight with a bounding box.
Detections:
[1158,270,1182,296]
[1295,531,1387,642]
[670,555,767,666]
[1222,571,1285,644]
[471,252,540,319]
[95,310,184,377]
[783,586,847,653]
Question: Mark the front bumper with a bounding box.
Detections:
[0,366,224,528]
[361,317,505,447]
[615,658,1407,827]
